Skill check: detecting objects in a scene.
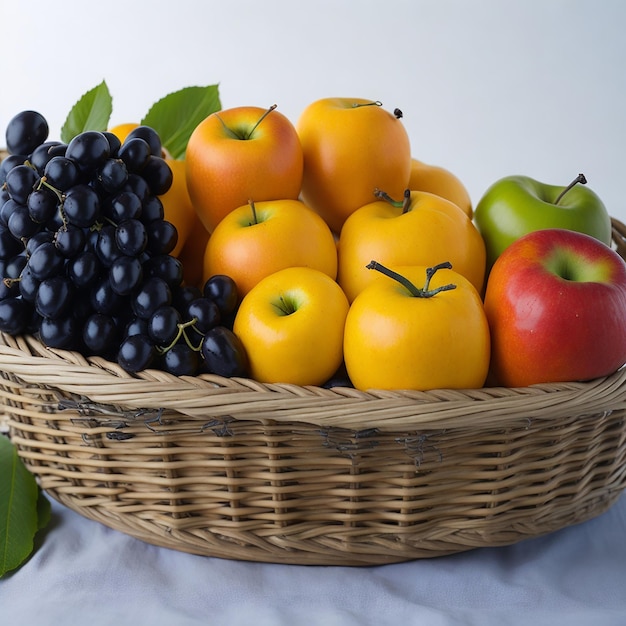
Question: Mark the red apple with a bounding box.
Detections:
[484,228,626,387]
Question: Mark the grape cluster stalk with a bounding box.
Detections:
[0,110,248,377]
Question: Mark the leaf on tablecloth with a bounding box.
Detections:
[0,434,49,577]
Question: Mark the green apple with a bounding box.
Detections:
[474,173,612,270]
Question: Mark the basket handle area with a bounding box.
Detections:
[612,217,626,260]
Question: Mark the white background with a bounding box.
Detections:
[1,0,625,223]
[2,3,626,623]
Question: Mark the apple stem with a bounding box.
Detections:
[214,114,240,140]
[366,260,456,298]
[555,173,587,205]
[248,199,259,225]
[246,104,278,139]
[373,188,412,213]
[401,189,411,213]
[352,100,383,108]
[274,295,296,316]
[373,188,400,207]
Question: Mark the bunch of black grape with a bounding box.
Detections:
[0,110,249,377]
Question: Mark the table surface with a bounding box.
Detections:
[1,492,625,626]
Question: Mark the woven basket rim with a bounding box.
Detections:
[2,330,625,432]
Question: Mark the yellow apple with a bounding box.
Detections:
[296,97,411,234]
[338,189,486,302]
[233,266,349,386]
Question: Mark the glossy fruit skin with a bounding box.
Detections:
[0,112,219,376]
[118,138,151,172]
[484,228,626,387]
[338,190,486,303]
[185,105,303,233]
[108,122,140,145]
[474,175,612,270]
[233,266,349,386]
[344,264,490,391]
[126,126,162,158]
[408,158,472,218]
[158,159,198,257]
[5,110,49,155]
[204,199,338,296]
[118,334,156,373]
[177,211,211,289]
[200,326,249,378]
[65,131,110,175]
[202,274,239,319]
[0,297,29,335]
[296,97,411,234]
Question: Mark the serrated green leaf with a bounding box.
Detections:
[0,434,39,577]
[141,85,221,160]
[60,80,113,143]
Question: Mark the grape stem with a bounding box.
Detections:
[36,176,70,228]
[37,176,64,203]
[156,318,203,354]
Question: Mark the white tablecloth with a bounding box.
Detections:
[2,493,625,625]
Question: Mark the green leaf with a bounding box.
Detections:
[0,434,40,577]
[141,84,221,160]
[60,80,113,143]
[36,487,51,530]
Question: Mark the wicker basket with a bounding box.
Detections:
[2,220,626,566]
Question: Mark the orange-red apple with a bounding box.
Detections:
[186,104,303,232]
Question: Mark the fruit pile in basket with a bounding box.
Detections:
[2,84,626,390]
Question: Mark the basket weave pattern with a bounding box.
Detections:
[2,217,626,565]
[2,326,626,565]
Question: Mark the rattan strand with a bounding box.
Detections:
[1,332,625,430]
[2,220,626,565]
